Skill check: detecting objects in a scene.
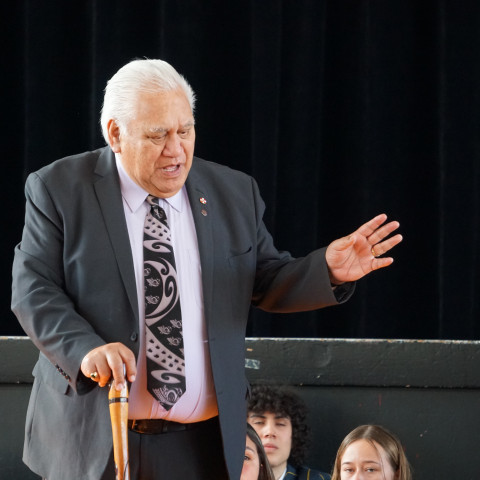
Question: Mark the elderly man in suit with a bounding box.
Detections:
[11,59,402,480]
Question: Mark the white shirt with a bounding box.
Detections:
[115,157,218,422]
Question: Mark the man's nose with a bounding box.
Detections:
[163,135,182,157]
[263,423,276,437]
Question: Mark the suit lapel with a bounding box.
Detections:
[186,162,214,323]
[91,152,213,328]
[93,148,139,324]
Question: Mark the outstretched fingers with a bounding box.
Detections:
[370,232,403,259]
[356,214,402,257]
[371,255,395,271]
[355,213,390,238]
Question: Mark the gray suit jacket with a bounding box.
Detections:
[12,147,350,479]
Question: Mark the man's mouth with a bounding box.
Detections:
[163,165,180,172]
[263,443,277,451]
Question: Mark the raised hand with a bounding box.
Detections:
[326,214,403,285]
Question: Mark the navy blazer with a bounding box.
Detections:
[12,147,350,479]
[285,463,332,480]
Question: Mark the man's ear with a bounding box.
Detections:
[107,119,122,153]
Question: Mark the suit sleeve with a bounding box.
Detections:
[11,172,105,393]
[249,177,354,312]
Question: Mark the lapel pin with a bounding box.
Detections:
[199,197,207,204]
[201,209,208,216]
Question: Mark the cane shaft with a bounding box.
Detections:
[109,382,130,480]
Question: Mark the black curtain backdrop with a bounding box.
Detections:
[2,1,480,340]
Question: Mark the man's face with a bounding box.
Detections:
[247,412,292,473]
[108,88,195,198]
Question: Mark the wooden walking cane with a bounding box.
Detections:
[109,377,130,480]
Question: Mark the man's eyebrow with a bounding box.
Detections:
[249,413,266,419]
[179,120,195,129]
[147,121,195,134]
[147,127,168,134]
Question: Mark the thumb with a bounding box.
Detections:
[335,233,356,251]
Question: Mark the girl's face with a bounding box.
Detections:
[241,435,261,480]
[340,439,398,480]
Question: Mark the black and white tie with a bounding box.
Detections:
[143,195,186,410]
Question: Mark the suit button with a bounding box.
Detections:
[130,332,138,342]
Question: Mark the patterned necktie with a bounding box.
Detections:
[143,195,186,410]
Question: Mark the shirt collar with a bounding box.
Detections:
[115,154,185,213]
[278,466,288,480]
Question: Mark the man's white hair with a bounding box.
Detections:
[100,58,196,143]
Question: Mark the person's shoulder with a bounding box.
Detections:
[189,156,259,201]
[37,146,108,174]
[291,464,331,480]
[30,146,111,187]
[191,156,253,182]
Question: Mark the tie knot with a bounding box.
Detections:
[147,195,168,224]
[147,195,159,206]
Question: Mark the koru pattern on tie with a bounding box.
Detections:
[143,195,185,409]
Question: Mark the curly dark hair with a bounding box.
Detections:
[247,385,311,467]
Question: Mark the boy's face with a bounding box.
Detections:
[247,412,293,474]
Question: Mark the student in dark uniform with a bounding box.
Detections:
[242,424,276,480]
[248,385,331,480]
[331,425,412,480]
